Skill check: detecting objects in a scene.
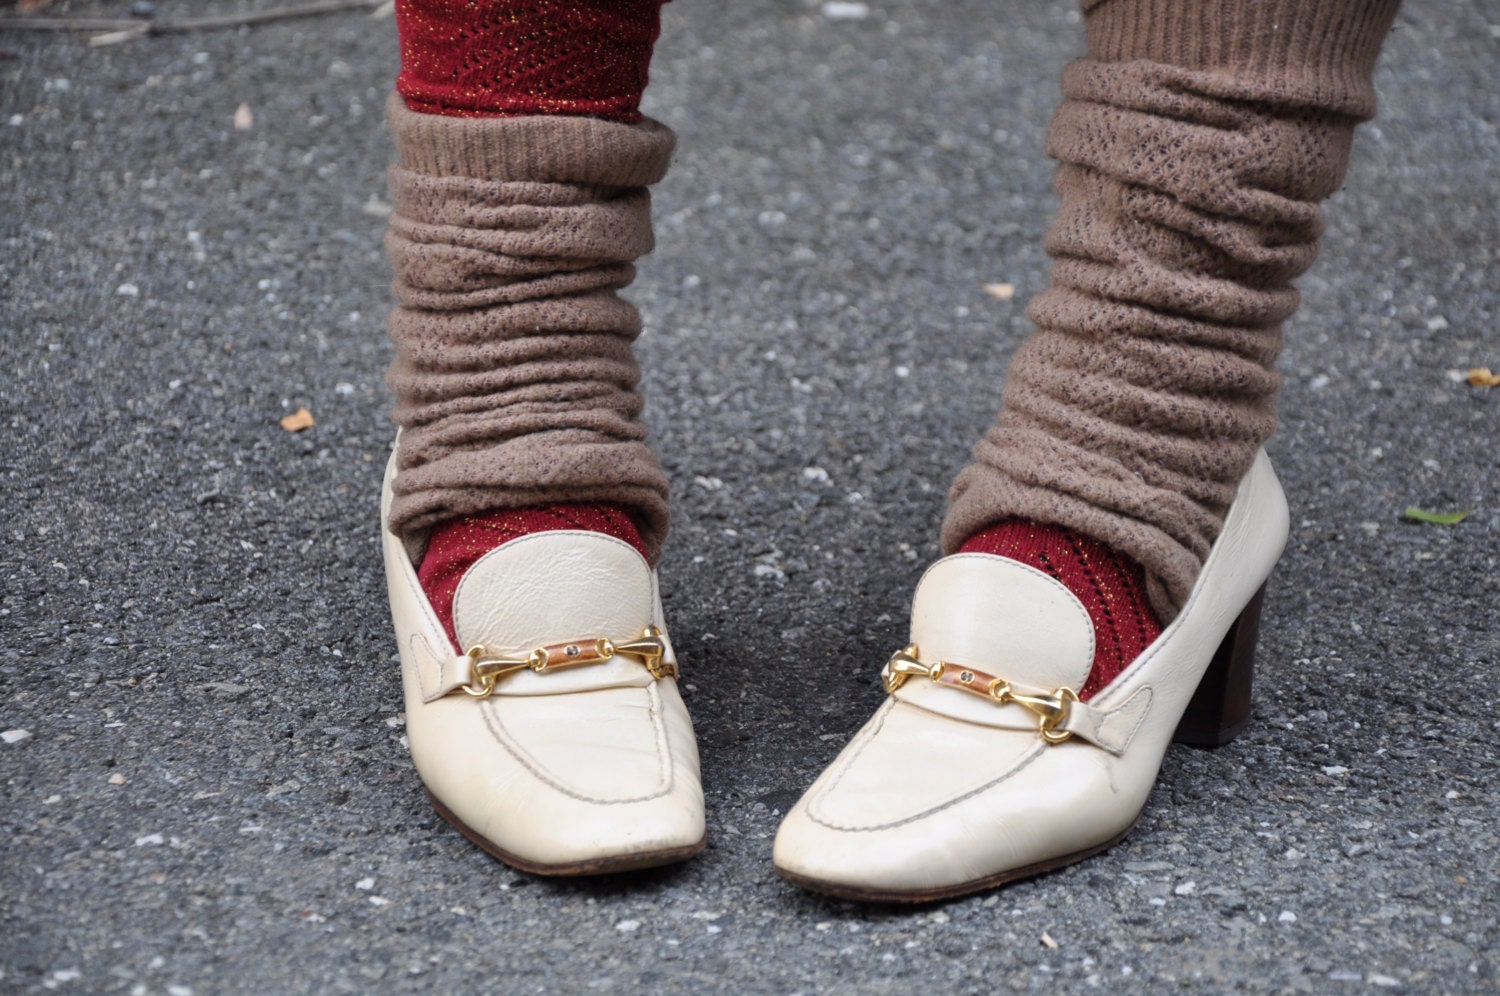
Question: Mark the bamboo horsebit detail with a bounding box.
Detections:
[881,645,1080,744]
[459,627,675,699]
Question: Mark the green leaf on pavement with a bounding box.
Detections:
[1402,507,1471,525]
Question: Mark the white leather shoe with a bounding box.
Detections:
[773,450,1288,901]
[381,452,705,874]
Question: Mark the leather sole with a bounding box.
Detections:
[426,789,706,877]
[775,819,1138,904]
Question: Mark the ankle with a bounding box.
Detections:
[959,519,1162,700]
[418,503,649,652]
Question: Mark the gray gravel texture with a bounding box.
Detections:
[2,1,1497,993]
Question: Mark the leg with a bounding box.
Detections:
[379,0,705,874]
[775,0,1402,901]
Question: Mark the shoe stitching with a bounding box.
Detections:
[409,632,443,702]
[478,684,675,805]
[1112,686,1154,752]
[806,700,1048,833]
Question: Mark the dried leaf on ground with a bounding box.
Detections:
[983,282,1016,300]
[280,407,315,432]
[1402,507,1471,525]
[1466,367,1500,387]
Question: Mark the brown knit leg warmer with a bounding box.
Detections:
[383,93,675,558]
[943,0,1402,620]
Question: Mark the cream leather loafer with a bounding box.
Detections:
[381,454,705,874]
[773,450,1289,901]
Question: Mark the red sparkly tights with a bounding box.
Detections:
[394,0,667,121]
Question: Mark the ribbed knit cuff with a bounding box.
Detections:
[386,91,675,184]
[1082,0,1402,117]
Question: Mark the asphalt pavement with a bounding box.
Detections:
[2,1,1497,992]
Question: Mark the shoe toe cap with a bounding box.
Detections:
[773,701,1144,898]
[410,683,704,869]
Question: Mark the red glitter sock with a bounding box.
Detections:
[419,504,651,651]
[394,0,667,121]
[959,520,1163,701]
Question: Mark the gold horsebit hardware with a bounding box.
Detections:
[460,626,675,699]
[882,644,1079,744]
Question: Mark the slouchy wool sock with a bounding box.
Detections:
[944,0,1402,621]
[383,94,675,558]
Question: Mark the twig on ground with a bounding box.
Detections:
[0,0,383,37]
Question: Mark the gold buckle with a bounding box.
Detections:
[461,625,674,698]
[880,644,1078,744]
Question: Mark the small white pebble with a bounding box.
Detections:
[1278,910,1298,924]
[1173,881,1197,896]
[44,794,61,804]
[108,773,127,785]
[134,833,164,847]
[1369,974,1400,988]
[1321,765,1349,776]
[52,969,82,982]
[802,466,830,483]
[2,729,31,744]
[615,919,641,933]
[167,985,194,996]
[356,877,375,890]
[1445,790,1460,800]
[116,283,140,297]
[821,1,869,20]
[368,896,390,906]
[894,365,910,378]
[335,382,355,395]
[8,114,22,126]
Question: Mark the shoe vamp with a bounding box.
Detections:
[481,684,673,803]
[806,700,1115,832]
